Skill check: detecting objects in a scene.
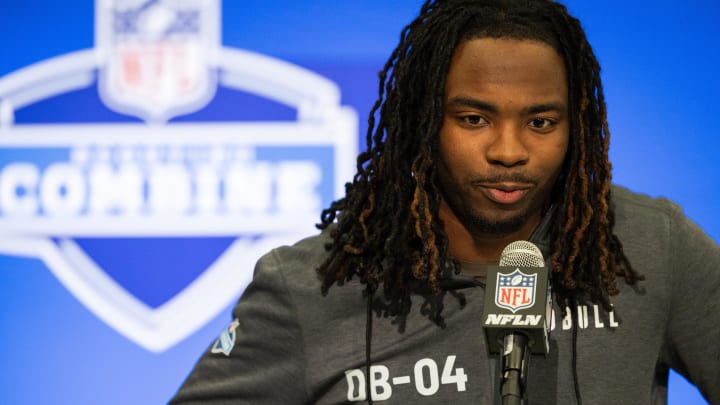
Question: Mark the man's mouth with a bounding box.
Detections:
[480,183,532,205]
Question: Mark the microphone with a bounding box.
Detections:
[482,241,551,405]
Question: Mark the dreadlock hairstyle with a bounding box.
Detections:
[317,0,643,321]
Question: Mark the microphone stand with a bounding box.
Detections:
[500,333,529,405]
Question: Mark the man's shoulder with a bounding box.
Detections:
[610,184,690,245]
[271,228,332,261]
[254,227,333,285]
[611,184,682,220]
[251,226,366,312]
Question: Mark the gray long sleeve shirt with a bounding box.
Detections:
[170,186,720,404]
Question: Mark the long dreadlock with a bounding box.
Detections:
[317,0,643,321]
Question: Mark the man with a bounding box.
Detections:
[171,0,720,403]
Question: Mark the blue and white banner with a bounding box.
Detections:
[0,0,356,355]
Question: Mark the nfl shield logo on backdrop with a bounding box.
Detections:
[496,269,537,313]
[96,0,219,123]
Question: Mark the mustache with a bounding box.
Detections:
[469,173,539,185]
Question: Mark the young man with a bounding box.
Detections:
[171,0,720,403]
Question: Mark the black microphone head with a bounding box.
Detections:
[499,240,544,268]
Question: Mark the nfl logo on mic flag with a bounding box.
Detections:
[496,269,536,312]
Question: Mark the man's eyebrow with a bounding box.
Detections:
[524,102,567,115]
[446,97,567,115]
[445,97,498,112]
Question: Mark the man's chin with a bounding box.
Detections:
[465,212,529,237]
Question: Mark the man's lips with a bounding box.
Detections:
[478,183,533,205]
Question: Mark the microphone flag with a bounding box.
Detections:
[482,264,550,355]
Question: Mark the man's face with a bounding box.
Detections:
[437,38,569,237]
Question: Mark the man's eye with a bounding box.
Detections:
[529,118,554,129]
[462,115,487,126]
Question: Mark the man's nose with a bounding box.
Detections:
[485,124,529,167]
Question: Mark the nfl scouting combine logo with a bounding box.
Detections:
[496,269,537,313]
[0,0,356,352]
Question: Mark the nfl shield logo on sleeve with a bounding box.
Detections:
[211,318,240,356]
[96,0,219,123]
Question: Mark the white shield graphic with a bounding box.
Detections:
[0,0,357,353]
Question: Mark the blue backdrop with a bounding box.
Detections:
[0,1,717,404]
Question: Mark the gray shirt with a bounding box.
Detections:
[170,186,720,404]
